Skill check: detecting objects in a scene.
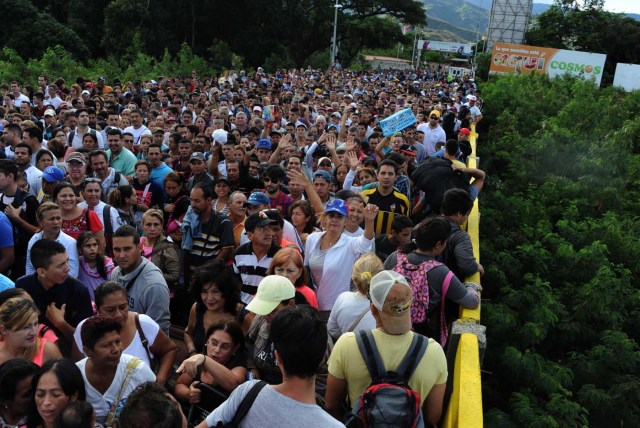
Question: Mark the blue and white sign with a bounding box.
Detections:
[379,109,417,136]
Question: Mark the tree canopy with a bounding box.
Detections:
[1,0,426,68]
[479,73,640,427]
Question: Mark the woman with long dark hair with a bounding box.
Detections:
[0,359,39,427]
[184,260,249,357]
[174,321,247,421]
[383,216,480,346]
[26,358,86,428]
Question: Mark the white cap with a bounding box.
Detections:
[212,129,228,144]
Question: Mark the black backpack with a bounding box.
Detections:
[346,330,428,428]
[411,157,470,215]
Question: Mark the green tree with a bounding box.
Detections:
[526,2,640,85]
[0,0,89,60]
[480,74,640,427]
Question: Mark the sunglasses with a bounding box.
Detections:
[84,177,102,183]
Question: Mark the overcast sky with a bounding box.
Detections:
[536,0,640,14]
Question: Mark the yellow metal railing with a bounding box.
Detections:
[442,124,483,428]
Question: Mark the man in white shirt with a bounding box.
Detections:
[9,81,30,107]
[45,84,63,110]
[26,202,79,277]
[123,109,151,143]
[465,95,483,123]
[417,110,446,156]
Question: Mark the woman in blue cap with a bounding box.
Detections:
[304,198,379,321]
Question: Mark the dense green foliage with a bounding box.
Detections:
[479,73,640,427]
[0,0,425,68]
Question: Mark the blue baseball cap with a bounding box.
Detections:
[43,166,64,182]
[325,198,348,217]
[245,192,271,207]
[313,169,332,183]
[256,139,272,150]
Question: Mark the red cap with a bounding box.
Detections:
[458,128,471,136]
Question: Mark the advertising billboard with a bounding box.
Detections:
[613,63,640,92]
[490,42,607,86]
[487,0,532,50]
[418,40,474,57]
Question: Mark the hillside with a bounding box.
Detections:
[422,0,488,41]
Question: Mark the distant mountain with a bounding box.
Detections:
[421,0,489,42]
[421,0,638,42]
[532,3,551,15]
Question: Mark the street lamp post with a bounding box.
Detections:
[330,0,339,68]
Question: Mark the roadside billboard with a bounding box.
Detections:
[490,42,607,86]
[613,63,640,92]
[419,40,474,57]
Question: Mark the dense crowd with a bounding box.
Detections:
[0,67,484,427]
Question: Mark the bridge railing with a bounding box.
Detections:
[442,123,484,428]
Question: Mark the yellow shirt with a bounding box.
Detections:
[328,329,448,405]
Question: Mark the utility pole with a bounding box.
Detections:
[330,0,339,68]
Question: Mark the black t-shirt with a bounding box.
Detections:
[374,234,399,264]
[16,273,93,355]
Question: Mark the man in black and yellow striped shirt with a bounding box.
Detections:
[362,159,410,235]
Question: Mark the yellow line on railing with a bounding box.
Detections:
[443,333,483,428]
[443,123,483,428]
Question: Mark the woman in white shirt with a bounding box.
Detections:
[327,252,383,341]
[72,281,177,386]
[304,198,378,320]
[75,314,156,427]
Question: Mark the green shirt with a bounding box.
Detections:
[107,147,138,176]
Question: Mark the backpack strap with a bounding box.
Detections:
[125,264,147,292]
[68,131,75,147]
[230,381,267,425]
[355,330,387,382]
[395,333,428,382]
[439,271,454,347]
[103,204,113,234]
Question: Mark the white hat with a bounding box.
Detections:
[369,270,412,335]
[212,129,228,144]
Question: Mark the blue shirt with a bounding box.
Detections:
[0,273,14,292]
[149,163,174,187]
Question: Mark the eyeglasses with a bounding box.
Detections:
[207,339,232,351]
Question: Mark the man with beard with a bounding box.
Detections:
[69,108,104,149]
[109,225,171,334]
[261,164,293,221]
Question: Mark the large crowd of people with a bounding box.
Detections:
[0,66,484,427]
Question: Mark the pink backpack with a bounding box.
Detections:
[392,252,454,346]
